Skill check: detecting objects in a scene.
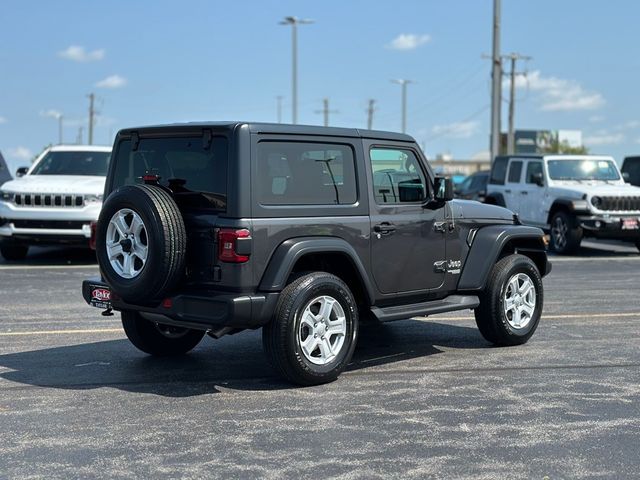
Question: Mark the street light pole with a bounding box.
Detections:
[280,16,314,124]
[391,79,413,134]
[58,114,63,144]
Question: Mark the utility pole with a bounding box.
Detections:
[58,114,64,144]
[87,93,96,145]
[366,99,376,130]
[76,127,83,145]
[391,79,413,134]
[315,98,338,127]
[276,96,283,123]
[503,52,531,155]
[280,16,314,124]
[490,0,502,162]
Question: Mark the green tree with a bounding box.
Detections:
[542,139,589,155]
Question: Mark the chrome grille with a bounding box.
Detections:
[598,196,640,212]
[13,193,84,208]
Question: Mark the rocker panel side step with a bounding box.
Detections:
[370,295,480,323]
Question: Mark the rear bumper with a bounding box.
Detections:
[82,278,279,330]
[577,215,640,240]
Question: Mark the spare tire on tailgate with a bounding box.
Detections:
[96,184,186,304]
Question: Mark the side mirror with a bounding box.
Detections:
[622,172,630,182]
[16,167,28,177]
[434,176,454,202]
[531,172,544,187]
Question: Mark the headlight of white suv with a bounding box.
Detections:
[0,190,15,202]
[84,194,103,205]
[590,196,603,208]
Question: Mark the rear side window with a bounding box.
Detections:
[490,157,508,185]
[508,161,523,183]
[111,136,228,210]
[257,142,357,205]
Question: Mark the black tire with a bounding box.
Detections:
[550,211,582,254]
[0,244,28,261]
[635,241,640,253]
[121,310,205,356]
[96,185,186,304]
[262,272,359,386]
[474,254,543,346]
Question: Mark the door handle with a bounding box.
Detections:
[434,221,447,233]
[520,191,528,195]
[505,189,512,194]
[374,223,396,234]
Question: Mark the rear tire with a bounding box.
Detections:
[121,311,205,356]
[475,254,543,346]
[635,241,640,253]
[0,244,28,261]
[550,211,582,254]
[262,272,358,386]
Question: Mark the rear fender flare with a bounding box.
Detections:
[258,237,375,304]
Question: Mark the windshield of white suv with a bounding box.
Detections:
[31,150,111,176]
[547,159,620,181]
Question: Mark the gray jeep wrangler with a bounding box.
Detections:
[83,122,551,386]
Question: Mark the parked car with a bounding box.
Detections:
[622,156,640,186]
[0,145,112,260]
[0,151,11,187]
[455,170,489,202]
[485,154,640,254]
[82,122,550,386]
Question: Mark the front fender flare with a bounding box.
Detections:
[258,236,375,304]
[458,225,548,291]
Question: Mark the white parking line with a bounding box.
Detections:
[0,264,98,270]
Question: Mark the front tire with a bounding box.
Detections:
[0,244,28,261]
[121,310,205,356]
[474,254,543,346]
[550,211,582,254]
[262,272,359,386]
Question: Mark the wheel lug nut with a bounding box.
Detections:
[321,336,325,340]
[313,323,317,328]
[314,334,318,338]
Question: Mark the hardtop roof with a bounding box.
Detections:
[117,121,415,142]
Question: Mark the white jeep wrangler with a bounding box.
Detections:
[0,145,111,260]
[485,154,640,254]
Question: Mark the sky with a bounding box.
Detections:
[1,0,640,172]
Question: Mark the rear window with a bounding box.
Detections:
[257,141,357,205]
[111,136,228,210]
[490,157,508,185]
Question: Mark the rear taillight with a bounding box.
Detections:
[217,228,251,263]
[89,221,97,250]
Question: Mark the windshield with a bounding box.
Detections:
[547,159,620,181]
[31,150,111,176]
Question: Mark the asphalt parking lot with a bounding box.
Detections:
[0,241,639,479]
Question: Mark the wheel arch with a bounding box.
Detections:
[547,198,590,225]
[258,237,375,308]
[458,225,550,292]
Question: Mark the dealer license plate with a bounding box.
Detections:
[89,284,112,309]
[621,218,639,230]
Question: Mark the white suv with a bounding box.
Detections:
[486,154,640,254]
[0,145,112,260]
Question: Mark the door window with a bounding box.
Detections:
[507,161,523,183]
[526,161,543,184]
[369,148,427,204]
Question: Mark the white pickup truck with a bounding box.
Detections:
[485,154,640,254]
[0,145,111,260]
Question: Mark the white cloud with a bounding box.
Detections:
[588,115,604,123]
[95,74,127,89]
[583,133,624,146]
[0,116,7,124]
[58,45,105,62]
[7,146,33,161]
[513,70,605,111]
[386,33,431,51]
[432,121,479,139]
[40,109,62,119]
